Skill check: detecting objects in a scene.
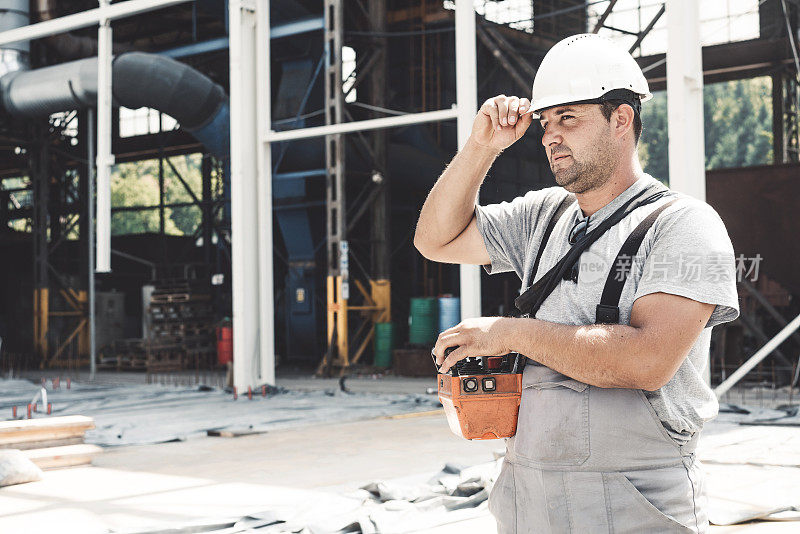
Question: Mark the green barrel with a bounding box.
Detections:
[374,322,394,368]
[409,297,438,345]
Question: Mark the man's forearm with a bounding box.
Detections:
[498,317,662,390]
[414,137,499,252]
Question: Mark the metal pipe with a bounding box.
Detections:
[95,0,112,273]
[0,0,29,77]
[714,312,800,398]
[111,249,157,279]
[263,107,458,142]
[87,107,96,380]
[455,0,481,321]
[0,0,194,47]
[159,17,325,59]
[270,16,324,39]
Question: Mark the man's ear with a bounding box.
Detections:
[614,104,635,140]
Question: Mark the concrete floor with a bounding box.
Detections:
[0,411,501,533]
[3,371,798,532]
[94,411,499,492]
[2,411,797,533]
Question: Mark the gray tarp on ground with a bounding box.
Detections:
[117,460,503,534]
[115,434,800,534]
[0,378,440,447]
[113,401,800,533]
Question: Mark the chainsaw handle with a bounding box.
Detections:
[431,346,459,376]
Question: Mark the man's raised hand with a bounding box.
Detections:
[470,95,534,152]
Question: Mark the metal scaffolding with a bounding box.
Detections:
[0,0,795,395]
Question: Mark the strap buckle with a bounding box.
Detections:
[595,304,620,324]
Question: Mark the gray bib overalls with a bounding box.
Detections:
[489,190,706,533]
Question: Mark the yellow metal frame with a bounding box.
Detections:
[318,276,391,375]
[33,288,49,363]
[34,287,90,368]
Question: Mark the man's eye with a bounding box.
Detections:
[561,115,575,121]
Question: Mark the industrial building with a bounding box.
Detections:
[0,0,799,532]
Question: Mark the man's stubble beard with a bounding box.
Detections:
[552,136,619,194]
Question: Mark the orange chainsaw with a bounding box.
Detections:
[433,348,523,440]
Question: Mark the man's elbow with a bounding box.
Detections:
[635,352,684,392]
[413,232,437,260]
[412,231,426,254]
[637,374,670,392]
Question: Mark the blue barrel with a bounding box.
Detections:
[438,297,461,333]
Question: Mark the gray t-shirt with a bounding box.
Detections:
[474,174,740,441]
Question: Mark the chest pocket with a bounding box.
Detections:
[512,376,590,467]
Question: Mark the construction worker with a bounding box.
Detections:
[416,34,739,533]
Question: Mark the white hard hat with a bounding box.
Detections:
[530,33,652,119]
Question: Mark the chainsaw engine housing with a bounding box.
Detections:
[436,354,522,440]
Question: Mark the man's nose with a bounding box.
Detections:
[541,126,562,148]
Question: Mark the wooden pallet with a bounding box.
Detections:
[145,278,218,372]
[151,293,211,304]
[97,355,147,371]
[23,444,103,470]
[0,416,95,448]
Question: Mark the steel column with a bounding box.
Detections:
[773,70,786,164]
[256,0,275,385]
[87,108,96,379]
[666,0,705,202]
[784,74,800,162]
[32,126,49,364]
[324,0,348,362]
[369,0,389,282]
[201,155,213,266]
[455,0,481,320]
[96,0,113,272]
[230,0,262,389]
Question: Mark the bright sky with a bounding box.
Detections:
[590,0,761,56]
[445,0,762,56]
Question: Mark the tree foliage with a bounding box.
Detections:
[111,153,203,236]
[639,77,773,184]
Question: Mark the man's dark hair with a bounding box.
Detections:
[599,100,642,144]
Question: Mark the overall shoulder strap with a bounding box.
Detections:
[514,186,669,317]
[595,198,679,324]
[529,193,575,285]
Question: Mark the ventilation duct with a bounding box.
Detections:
[0,52,229,158]
[0,0,29,77]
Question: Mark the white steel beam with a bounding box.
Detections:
[87,108,97,379]
[229,0,261,390]
[714,312,800,398]
[96,1,113,272]
[455,0,481,321]
[255,0,275,386]
[666,0,705,201]
[0,0,194,47]
[263,107,458,142]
